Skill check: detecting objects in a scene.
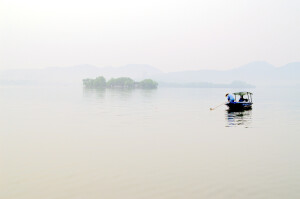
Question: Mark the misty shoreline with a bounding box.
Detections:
[1,62,299,88]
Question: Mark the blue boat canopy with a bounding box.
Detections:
[233,92,253,96]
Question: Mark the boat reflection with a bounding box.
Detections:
[225,109,252,127]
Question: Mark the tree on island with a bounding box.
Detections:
[137,79,158,89]
[83,76,106,88]
[106,77,135,88]
[83,76,158,89]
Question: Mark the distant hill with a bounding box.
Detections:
[159,81,255,88]
[0,61,299,87]
[152,61,300,86]
[0,64,162,86]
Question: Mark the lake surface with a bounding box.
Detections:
[1,86,300,199]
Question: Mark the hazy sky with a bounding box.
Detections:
[0,0,299,72]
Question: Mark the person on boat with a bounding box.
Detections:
[225,93,235,103]
[239,95,245,102]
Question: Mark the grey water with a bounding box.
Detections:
[1,86,300,199]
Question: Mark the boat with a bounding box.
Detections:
[226,92,253,111]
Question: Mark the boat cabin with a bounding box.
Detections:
[226,92,253,110]
[233,92,253,103]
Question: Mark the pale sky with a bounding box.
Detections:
[0,0,299,72]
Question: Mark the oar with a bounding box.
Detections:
[210,102,226,110]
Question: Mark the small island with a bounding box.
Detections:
[83,76,158,89]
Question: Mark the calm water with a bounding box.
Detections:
[1,86,300,199]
